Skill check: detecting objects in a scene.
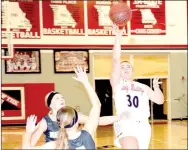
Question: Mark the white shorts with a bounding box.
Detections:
[114,119,151,149]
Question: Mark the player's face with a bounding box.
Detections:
[51,94,65,110]
[120,62,133,80]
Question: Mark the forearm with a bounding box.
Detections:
[110,36,121,87]
[30,132,41,146]
[83,81,101,107]
[154,87,164,104]
[112,37,121,61]
[22,132,32,149]
[99,116,119,126]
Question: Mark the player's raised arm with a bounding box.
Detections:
[22,115,55,149]
[145,77,164,104]
[72,66,101,135]
[110,24,123,90]
[30,119,47,146]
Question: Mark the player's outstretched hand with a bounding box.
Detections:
[26,115,39,133]
[153,77,162,89]
[73,65,88,84]
[112,24,124,40]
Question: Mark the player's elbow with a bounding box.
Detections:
[98,102,101,108]
[155,97,164,105]
[95,102,101,112]
[156,101,164,105]
[93,99,101,108]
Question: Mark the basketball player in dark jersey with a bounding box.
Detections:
[22,66,101,149]
[30,77,124,146]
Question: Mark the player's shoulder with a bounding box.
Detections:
[38,117,48,128]
[133,81,144,86]
[133,81,148,88]
[81,130,93,138]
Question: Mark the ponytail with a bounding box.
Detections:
[56,127,69,149]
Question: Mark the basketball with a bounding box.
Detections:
[109,2,132,27]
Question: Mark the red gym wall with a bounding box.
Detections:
[2,83,54,125]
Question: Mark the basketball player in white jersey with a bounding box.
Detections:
[111,24,164,149]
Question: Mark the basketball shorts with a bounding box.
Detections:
[114,119,151,149]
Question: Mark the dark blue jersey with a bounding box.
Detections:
[68,130,95,149]
[43,115,60,142]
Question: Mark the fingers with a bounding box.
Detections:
[34,123,40,131]
[26,115,39,133]
[76,65,80,73]
[74,65,84,74]
[153,77,162,89]
[27,115,37,124]
[34,115,37,123]
[114,24,119,30]
[112,24,120,33]
[72,77,79,81]
[78,65,82,73]
[73,65,88,83]
[153,77,162,83]
[153,76,158,81]
[74,68,79,75]
[112,23,118,29]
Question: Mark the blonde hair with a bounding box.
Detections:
[55,106,76,149]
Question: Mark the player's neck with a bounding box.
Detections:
[49,109,58,120]
[66,127,80,139]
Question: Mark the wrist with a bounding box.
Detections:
[25,131,33,134]
[82,80,90,86]
[115,36,121,42]
[153,85,159,90]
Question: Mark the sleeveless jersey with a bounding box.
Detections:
[113,79,150,120]
[43,115,60,142]
[68,130,95,149]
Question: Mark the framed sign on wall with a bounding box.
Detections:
[1,87,25,121]
[5,49,41,74]
[54,49,89,73]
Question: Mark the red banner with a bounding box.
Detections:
[2,92,21,109]
[1,0,41,39]
[2,110,21,117]
[42,0,85,36]
[1,87,25,120]
[87,1,128,36]
[130,0,166,35]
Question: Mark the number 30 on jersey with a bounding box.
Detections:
[126,95,139,108]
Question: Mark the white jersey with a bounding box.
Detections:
[113,79,150,120]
